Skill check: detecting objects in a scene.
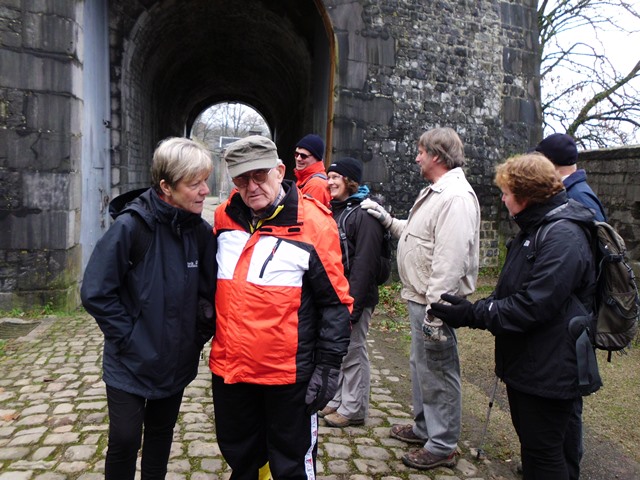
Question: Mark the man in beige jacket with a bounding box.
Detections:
[361,127,480,470]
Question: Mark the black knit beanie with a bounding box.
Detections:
[534,133,578,166]
[327,157,363,184]
[296,134,325,161]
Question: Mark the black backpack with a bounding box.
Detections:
[534,219,640,361]
[337,204,391,285]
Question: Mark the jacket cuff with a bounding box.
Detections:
[315,352,343,368]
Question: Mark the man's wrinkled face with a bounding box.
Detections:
[234,164,285,213]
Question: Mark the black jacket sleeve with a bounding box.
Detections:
[80,215,139,347]
[346,208,384,323]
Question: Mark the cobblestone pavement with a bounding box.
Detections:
[0,312,521,480]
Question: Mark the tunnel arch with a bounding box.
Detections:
[0,0,546,309]
[110,0,335,194]
[190,101,272,198]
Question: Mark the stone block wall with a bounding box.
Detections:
[0,0,541,308]
[328,0,540,268]
[579,146,640,270]
[0,1,83,310]
[108,2,155,200]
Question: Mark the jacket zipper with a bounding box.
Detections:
[260,238,283,278]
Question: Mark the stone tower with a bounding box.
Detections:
[0,0,540,309]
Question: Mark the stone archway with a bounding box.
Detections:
[109,0,335,194]
[0,0,544,309]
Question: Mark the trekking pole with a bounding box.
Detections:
[476,375,499,460]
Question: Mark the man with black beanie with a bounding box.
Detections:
[294,133,331,208]
[535,133,607,221]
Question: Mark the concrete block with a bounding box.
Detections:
[0,210,75,250]
[22,172,72,209]
[23,11,79,55]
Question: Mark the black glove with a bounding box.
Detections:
[427,293,476,329]
[196,298,216,346]
[305,364,340,415]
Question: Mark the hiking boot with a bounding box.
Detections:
[323,412,365,428]
[402,448,457,470]
[318,406,337,418]
[389,424,427,444]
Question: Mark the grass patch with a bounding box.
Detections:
[377,283,408,318]
[582,348,640,458]
[0,303,70,319]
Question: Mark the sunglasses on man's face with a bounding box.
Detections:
[232,169,273,188]
[294,151,313,160]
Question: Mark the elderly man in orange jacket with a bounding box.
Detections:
[209,135,353,479]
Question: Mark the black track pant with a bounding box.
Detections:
[212,374,317,480]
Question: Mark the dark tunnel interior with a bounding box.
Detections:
[119,0,334,174]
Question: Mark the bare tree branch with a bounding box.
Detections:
[191,103,269,150]
[539,0,640,147]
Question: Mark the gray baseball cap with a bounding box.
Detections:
[224,135,280,178]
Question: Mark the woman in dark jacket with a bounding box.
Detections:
[81,137,216,480]
[319,157,385,428]
[429,153,601,480]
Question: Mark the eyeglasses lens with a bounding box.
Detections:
[232,169,271,188]
[295,152,310,160]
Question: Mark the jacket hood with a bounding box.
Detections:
[513,191,595,233]
[109,187,204,235]
[350,184,370,200]
[109,188,149,219]
[294,160,327,183]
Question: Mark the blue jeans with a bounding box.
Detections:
[105,385,184,480]
[408,300,461,456]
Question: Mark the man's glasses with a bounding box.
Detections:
[294,151,312,160]
[232,169,272,188]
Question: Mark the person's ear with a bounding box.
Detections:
[159,179,172,197]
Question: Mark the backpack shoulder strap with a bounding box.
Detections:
[299,172,328,189]
[338,204,358,233]
[129,214,153,268]
[337,205,358,273]
[529,219,568,261]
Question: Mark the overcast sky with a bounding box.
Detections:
[544,4,640,146]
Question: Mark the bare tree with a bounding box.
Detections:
[191,103,268,149]
[539,0,640,148]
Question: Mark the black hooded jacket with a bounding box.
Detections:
[472,191,600,399]
[330,195,383,323]
[81,188,216,399]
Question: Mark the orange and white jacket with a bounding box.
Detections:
[210,180,353,385]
